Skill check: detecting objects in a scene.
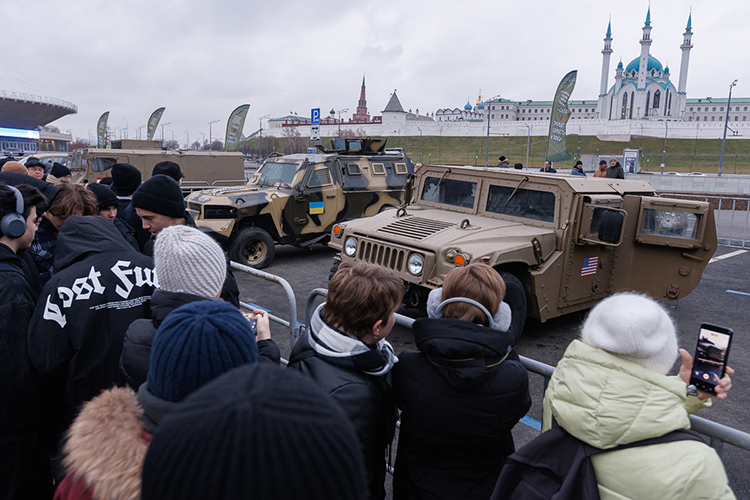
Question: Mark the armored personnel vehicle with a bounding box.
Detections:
[66,142,245,193]
[186,138,414,269]
[329,164,717,339]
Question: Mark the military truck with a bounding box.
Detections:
[66,142,245,193]
[186,138,414,269]
[329,165,717,339]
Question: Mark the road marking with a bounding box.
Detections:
[519,415,542,431]
[726,290,750,297]
[709,249,747,264]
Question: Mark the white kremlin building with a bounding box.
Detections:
[268,9,749,141]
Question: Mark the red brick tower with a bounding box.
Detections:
[352,75,370,122]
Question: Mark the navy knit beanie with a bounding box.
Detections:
[147,301,259,402]
[131,174,185,218]
[111,163,141,196]
[141,364,367,500]
[87,183,119,210]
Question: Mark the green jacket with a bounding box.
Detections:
[543,340,735,500]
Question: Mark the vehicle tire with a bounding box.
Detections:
[498,271,527,342]
[229,227,276,269]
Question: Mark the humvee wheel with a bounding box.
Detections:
[230,228,276,269]
[498,271,527,342]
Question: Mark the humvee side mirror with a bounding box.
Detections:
[598,210,624,244]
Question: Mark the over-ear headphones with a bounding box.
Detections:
[0,185,26,239]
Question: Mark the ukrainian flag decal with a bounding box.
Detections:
[309,201,324,214]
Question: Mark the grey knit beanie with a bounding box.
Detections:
[155,225,225,298]
[581,293,678,375]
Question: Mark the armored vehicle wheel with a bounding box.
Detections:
[498,271,527,342]
[329,258,341,282]
[230,228,276,269]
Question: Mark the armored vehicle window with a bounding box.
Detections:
[255,160,300,187]
[486,185,555,222]
[346,163,362,176]
[421,177,477,208]
[308,165,333,188]
[394,162,408,175]
[641,209,701,240]
[92,157,118,172]
[372,163,386,175]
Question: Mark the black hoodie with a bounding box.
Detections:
[391,317,531,500]
[27,216,156,436]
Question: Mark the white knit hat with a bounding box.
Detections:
[155,225,226,299]
[581,293,678,375]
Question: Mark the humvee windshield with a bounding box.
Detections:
[486,185,555,223]
[421,177,476,208]
[254,159,302,187]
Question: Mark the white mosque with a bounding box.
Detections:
[268,9,749,140]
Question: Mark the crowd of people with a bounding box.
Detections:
[492,155,627,179]
[0,156,737,500]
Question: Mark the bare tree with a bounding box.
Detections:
[339,127,368,139]
[68,139,90,151]
[163,139,180,150]
[282,127,302,154]
[210,140,224,151]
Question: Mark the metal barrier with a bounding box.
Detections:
[302,288,750,457]
[230,261,301,353]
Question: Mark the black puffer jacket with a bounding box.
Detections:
[27,216,157,437]
[287,317,398,500]
[118,289,281,389]
[392,318,531,500]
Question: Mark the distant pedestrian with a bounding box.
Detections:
[288,262,403,500]
[540,161,557,173]
[141,363,368,500]
[570,160,586,176]
[498,156,510,168]
[87,183,139,250]
[55,300,266,500]
[594,159,608,177]
[606,159,625,179]
[111,163,141,218]
[28,216,156,440]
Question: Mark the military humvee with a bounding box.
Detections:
[66,142,245,193]
[186,138,414,269]
[330,164,717,338]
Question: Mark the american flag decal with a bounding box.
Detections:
[581,256,598,277]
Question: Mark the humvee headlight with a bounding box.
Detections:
[333,224,343,238]
[344,237,357,256]
[408,254,424,275]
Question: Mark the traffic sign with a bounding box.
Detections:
[311,108,321,124]
[310,124,320,141]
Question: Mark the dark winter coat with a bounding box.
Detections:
[288,319,398,500]
[118,289,281,389]
[606,164,625,179]
[27,216,156,437]
[392,318,531,500]
[121,203,150,252]
[113,217,140,251]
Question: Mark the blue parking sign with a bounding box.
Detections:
[311,108,320,124]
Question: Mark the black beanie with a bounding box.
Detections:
[87,183,119,210]
[51,162,71,178]
[141,364,367,500]
[111,163,142,196]
[131,174,185,218]
[99,177,114,187]
[152,161,184,182]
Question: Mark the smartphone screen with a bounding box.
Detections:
[690,323,733,394]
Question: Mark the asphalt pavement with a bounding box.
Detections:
[234,243,750,498]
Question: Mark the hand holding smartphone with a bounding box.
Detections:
[689,323,733,396]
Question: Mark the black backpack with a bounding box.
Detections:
[490,419,704,500]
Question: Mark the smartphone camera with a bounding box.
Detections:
[689,323,733,395]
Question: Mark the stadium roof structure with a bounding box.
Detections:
[0,68,77,129]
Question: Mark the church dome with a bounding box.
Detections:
[464,101,473,111]
[477,101,485,110]
[625,55,663,74]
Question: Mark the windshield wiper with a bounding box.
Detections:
[503,176,529,207]
[429,168,452,195]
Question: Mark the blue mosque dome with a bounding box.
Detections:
[477,101,485,110]
[464,101,472,111]
[664,65,670,74]
[625,54,663,74]
[617,60,623,69]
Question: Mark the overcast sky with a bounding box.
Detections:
[7,0,749,144]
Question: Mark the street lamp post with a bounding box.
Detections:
[184,131,189,149]
[719,80,738,177]
[121,118,128,139]
[330,108,349,138]
[417,127,422,163]
[661,122,668,174]
[484,95,501,167]
[208,119,220,145]
[161,122,171,142]
[525,124,531,169]
[136,126,145,140]
[258,115,270,160]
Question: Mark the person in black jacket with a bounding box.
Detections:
[392,263,531,500]
[0,183,54,500]
[27,215,157,440]
[118,224,280,389]
[87,182,140,251]
[287,262,403,500]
